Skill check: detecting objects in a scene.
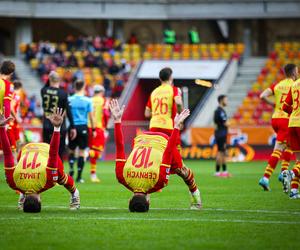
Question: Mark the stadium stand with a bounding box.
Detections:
[230,42,300,127]
[20,38,245,98]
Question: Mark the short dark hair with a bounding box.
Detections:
[218,95,227,104]
[129,195,149,212]
[74,80,85,91]
[23,196,41,213]
[13,80,22,90]
[284,64,297,78]
[159,67,172,82]
[0,60,15,75]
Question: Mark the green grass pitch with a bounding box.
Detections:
[0,160,299,250]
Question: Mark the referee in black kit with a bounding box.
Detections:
[213,95,231,178]
[41,71,77,159]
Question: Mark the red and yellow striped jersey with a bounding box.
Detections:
[270,78,294,119]
[13,143,54,194]
[146,84,180,130]
[123,133,168,193]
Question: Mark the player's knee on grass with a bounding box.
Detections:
[23,194,41,213]
[129,194,149,212]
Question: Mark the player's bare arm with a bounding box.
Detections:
[260,88,275,107]
[174,95,183,113]
[88,112,97,137]
[46,107,65,130]
[109,99,125,123]
[174,109,190,129]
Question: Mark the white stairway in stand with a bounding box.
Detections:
[6,57,42,101]
[226,57,266,118]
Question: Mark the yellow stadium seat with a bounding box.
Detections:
[30,59,39,69]
[172,52,181,60]
[143,52,152,60]
[236,43,245,54]
[19,43,27,53]
[200,44,208,51]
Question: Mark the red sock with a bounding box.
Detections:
[89,149,101,174]
[281,148,292,172]
[292,162,300,178]
[58,173,76,193]
[178,167,197,193]
[291,176,300,190]
[263,150,282,179]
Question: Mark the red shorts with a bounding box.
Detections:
[271,118,289,143]
[88,128,105,152]
[170,146,183,173]
[289,127,300,152]
[6,122,20,150]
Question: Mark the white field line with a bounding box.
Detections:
[0,216,299,225]
[1,205,300,215]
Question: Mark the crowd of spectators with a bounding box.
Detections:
[23,35,131,98]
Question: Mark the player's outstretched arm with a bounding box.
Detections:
[46,108,65,168]
[109,99,126,160]
[109,99,125,123]
[174,109,190,129]
[0,112,14,168]
[162,109,190,165]
[46,107,65,130]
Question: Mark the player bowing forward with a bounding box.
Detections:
[0,108,80,212]
[110,99,201,212]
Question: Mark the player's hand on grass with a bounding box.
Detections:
[47,107,65,128]
[174,109,190,130]
[109,99,125,123]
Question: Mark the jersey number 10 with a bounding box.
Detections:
[132,147,153,169]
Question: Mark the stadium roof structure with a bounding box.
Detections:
[0,0,299,19]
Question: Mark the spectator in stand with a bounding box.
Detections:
[111,75,124,98]
[104,37,115,51]
[109,61,120,75]
[93,36,102,51]
[84,52,96,67]
[68,53,78,67]
[25,44,35,62]
[103,70,112,97]
[163,26,176,45]
[128,33,138,44]
[66,35,75,50]
[76,36,84,50]
[188,27,200,44]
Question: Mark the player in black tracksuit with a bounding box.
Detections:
[213,95,230,177]
[41,71,76,159]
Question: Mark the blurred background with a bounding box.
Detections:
[0,0,299,161]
